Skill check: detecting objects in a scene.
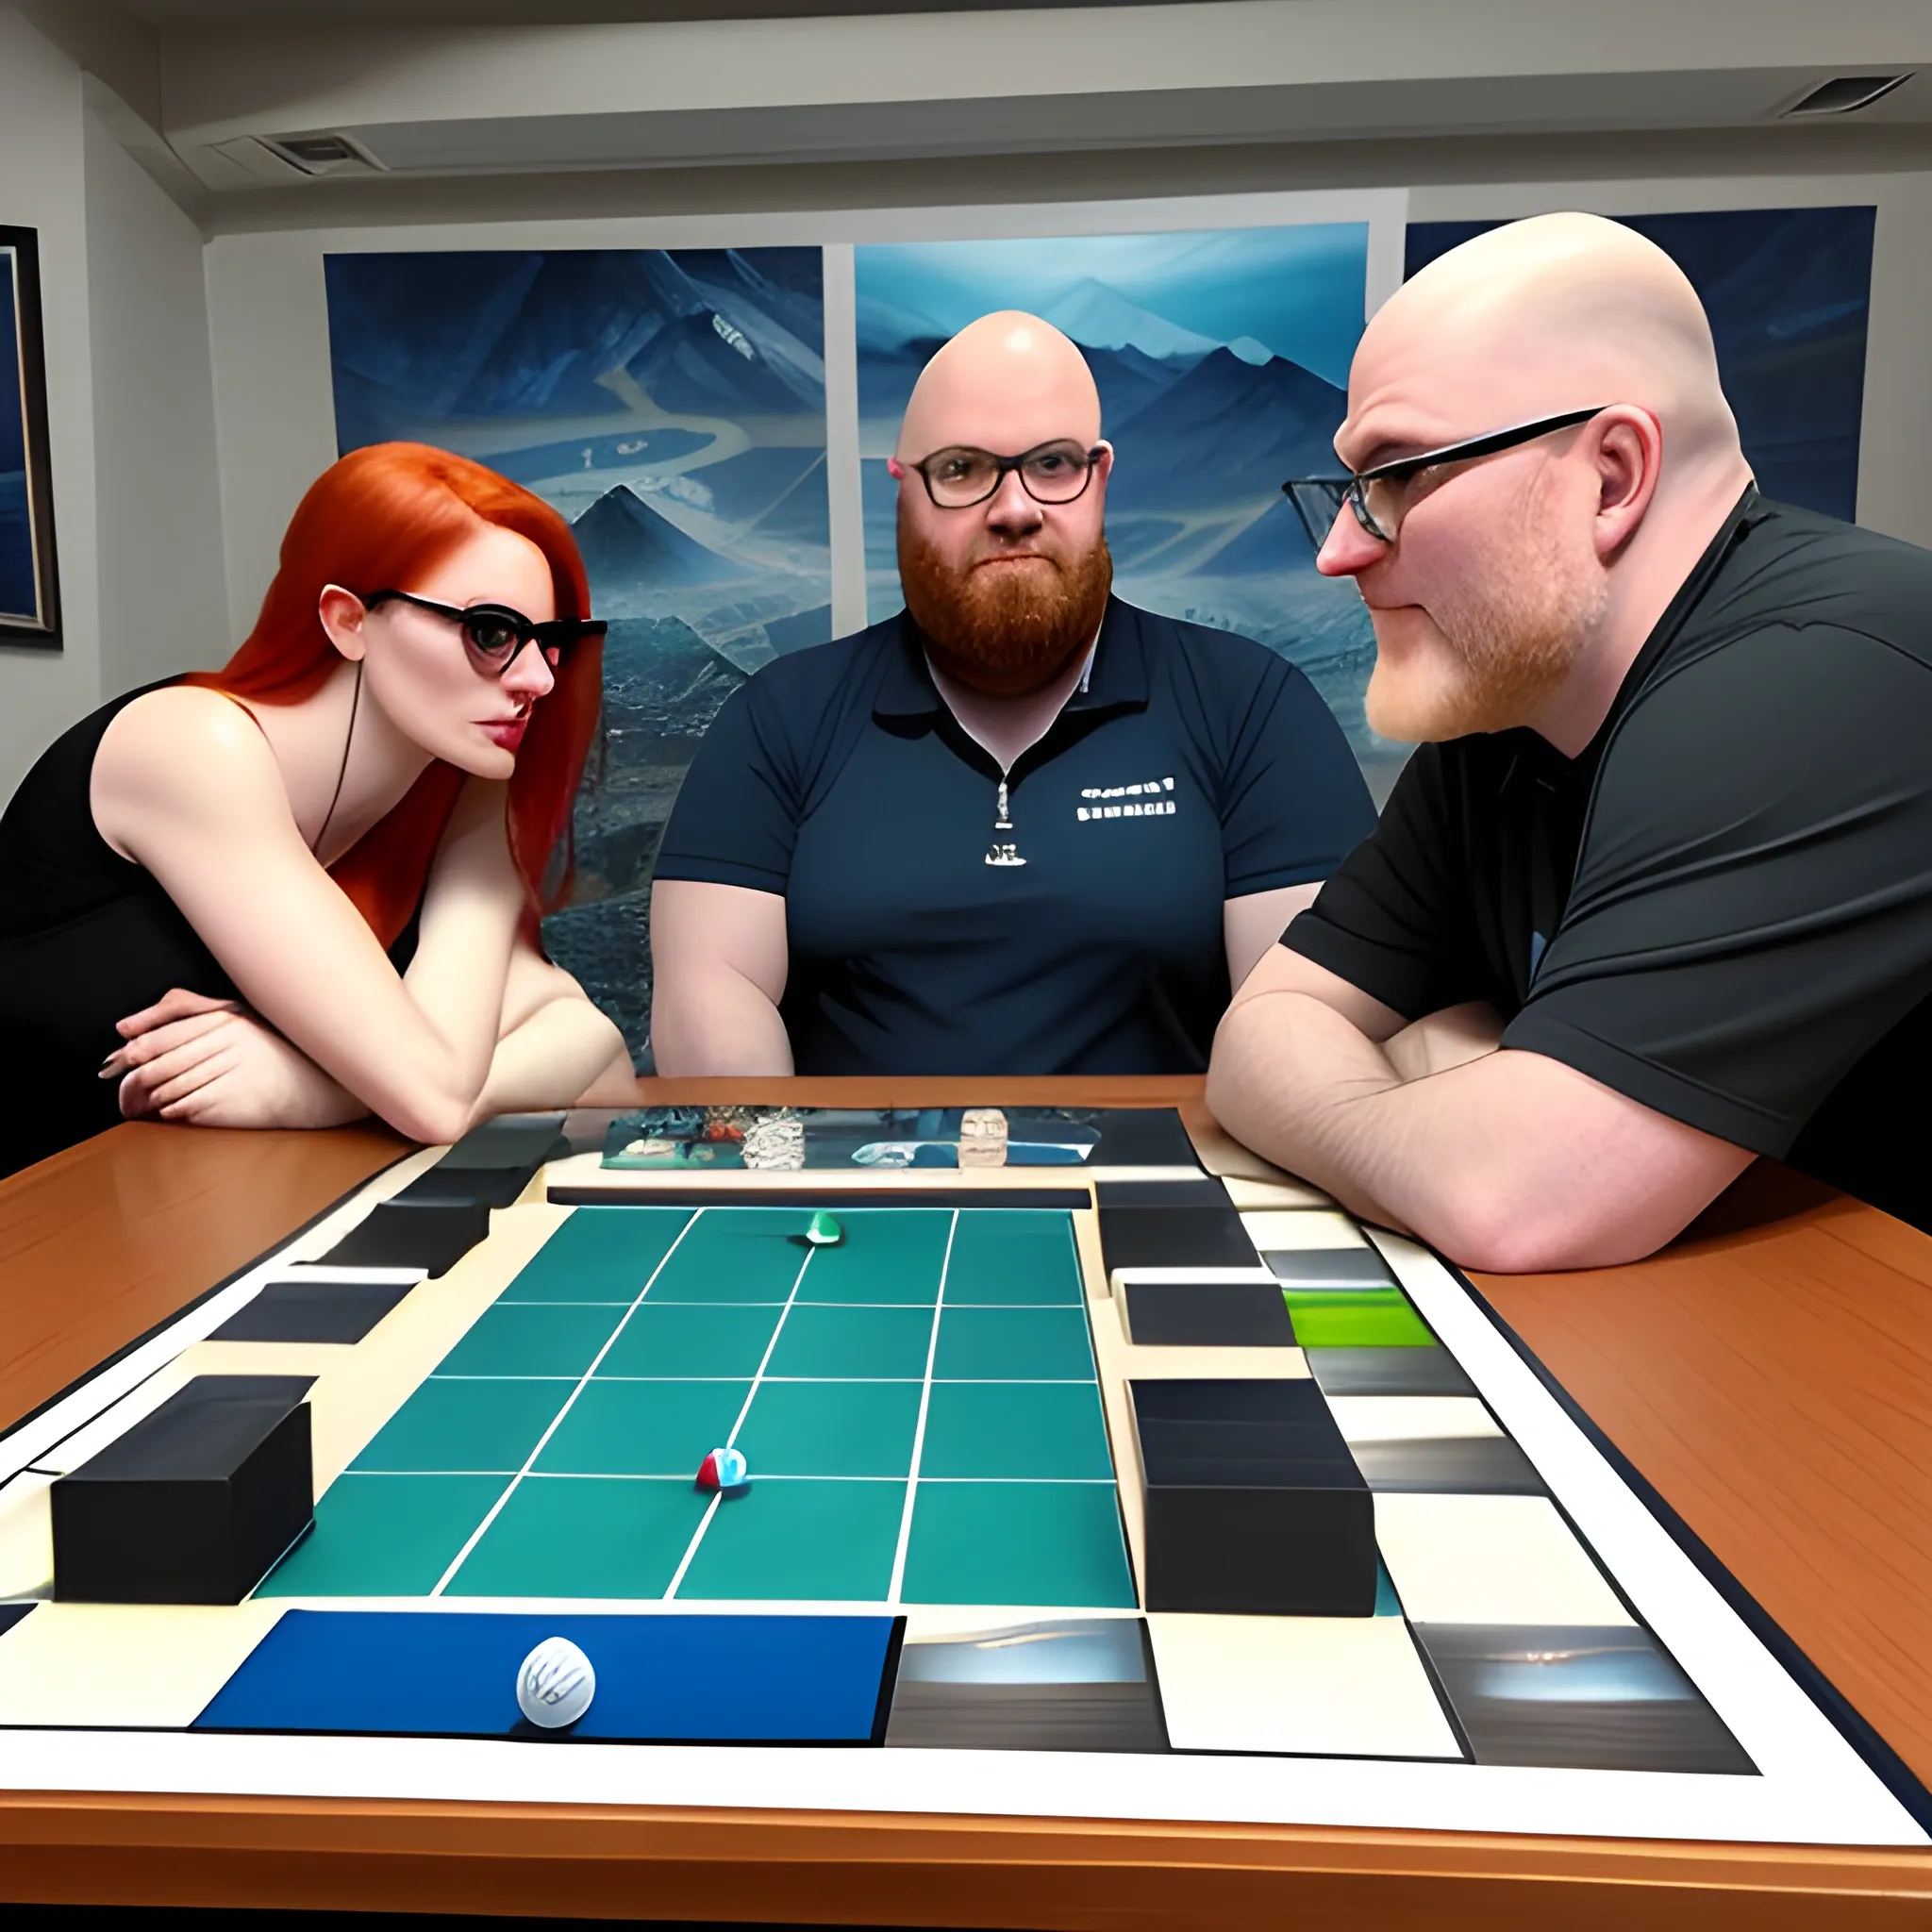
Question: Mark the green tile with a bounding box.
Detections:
[350,1378,563,1474]
[764,1304,934,1379]
[1282,1289,1435,1348]
[436,1303,626,1378]
[597,1302,784,1377]
[933,1306,1096,1381]
[500,1207,694,1303]
[446,1475,708,1599]
[675,1478,905,1602]
[901,1481,1136,1608]
[918,1381,1114,1479]
[255,1474,503,1597]
[943,1210,1084,1305]
[796,1209,954,1305]
[646,1208,814,1303]
[534,1379,750,1476]
[736,1379,922,1476]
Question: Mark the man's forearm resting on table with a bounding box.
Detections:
[1207,983,1753,1273]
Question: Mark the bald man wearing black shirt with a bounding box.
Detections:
[1208,212,1932,1271]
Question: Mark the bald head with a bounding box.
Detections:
[1344,212,1741,481]
[897,311,1101,461]
[1323,213,1757,755]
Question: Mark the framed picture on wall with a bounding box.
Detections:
[0,225,59,647]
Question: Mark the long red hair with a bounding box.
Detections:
[186,443,601,946]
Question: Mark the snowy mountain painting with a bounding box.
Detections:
[854,225,1392,781]
[324,247,832,1058]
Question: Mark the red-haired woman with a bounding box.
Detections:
[0,442,635,1177]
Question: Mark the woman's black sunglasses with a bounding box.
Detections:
[363,589,608,673]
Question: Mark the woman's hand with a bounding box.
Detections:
[105,988,371,1129]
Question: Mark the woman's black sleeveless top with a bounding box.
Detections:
[0,679,416,1177]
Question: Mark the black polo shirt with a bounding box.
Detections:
[656,597,1374,1074]
[1286,490,1932,1226]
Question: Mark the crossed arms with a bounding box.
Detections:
[1206,943,1754,1273]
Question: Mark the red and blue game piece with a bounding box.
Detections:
[696,1446,749,1494]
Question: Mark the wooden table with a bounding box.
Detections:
[3,1079,1930,1927]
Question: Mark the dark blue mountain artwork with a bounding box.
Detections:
[1405,209,1876,521]
[0,251,37,625]
[324,246,833,1061]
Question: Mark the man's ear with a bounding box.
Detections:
[1591,407,1663,561]
[1091,441,1116,484]
[886,456,907,481]
[317,584,370,663]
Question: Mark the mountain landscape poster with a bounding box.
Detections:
[324,246,832,1055]
[1405,208,1875,522]
[853,225,1394,788]
[0,225,58,646]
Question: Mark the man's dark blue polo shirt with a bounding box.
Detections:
[654,597,1374,1074]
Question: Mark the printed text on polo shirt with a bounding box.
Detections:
[1075,776,1177,822]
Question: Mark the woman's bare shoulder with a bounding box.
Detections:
[92,686,288,841]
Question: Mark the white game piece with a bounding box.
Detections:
[516,1635,595,1729]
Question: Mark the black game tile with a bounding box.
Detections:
[0,1602,36,1641]
[208,1278,415,1346]
[1099,1204,1259,1275]
[1127,1378,1376,1616]
[1124,1279,1297,1348]
[1348,1435,1545,1495]
[437,1114,569,1170]
[1304,1346,1476,1397]
[52,1375,315,1605]
[1412,1624,1754,1774]
[320,1201,491,1277]
[1263,1248,1397,1289]
[1096,1179,1232,1210]
[392,1164,541,1209]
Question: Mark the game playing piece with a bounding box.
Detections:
[515,1635,595,1729]
[804,1210,843,1247]
[696,1446,749,1492]
[1127,1378,1376,1615]
[52,1375,314,1604]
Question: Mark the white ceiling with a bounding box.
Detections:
[33,0,1932,210]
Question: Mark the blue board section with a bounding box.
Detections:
[197,1609,901,1743]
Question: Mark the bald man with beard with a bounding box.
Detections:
[1208,211,1932,1269]
[650,311,1372,1075]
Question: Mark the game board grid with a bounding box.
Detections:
[264,1205,1137,1609]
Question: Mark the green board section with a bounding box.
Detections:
[1283,1287,1435,1348]
[258,1474,505,1597]
[504,1206,693,1303]
[260,1202,1132,1611]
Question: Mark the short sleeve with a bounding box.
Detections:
[1281,746,1496,1021]
[1505,625,1932,1155]
[652,677,804,894]
[1220,663,1377,895]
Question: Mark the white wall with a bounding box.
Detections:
[84,104,226,699]
[0,8,101,801]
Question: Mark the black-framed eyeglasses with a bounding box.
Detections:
[903,440,1105,509]
[1283,406,1609,545]
[363,589,607,673]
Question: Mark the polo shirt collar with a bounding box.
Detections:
[874,595,1150,723]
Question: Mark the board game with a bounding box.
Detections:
[0,1107,1924,1847]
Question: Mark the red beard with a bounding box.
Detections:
[898,521,1113,697]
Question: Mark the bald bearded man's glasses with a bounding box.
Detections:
[1329,406,1608,543]
[907,441,1105,510]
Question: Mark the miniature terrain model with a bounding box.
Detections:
[0,1109,1923,1846]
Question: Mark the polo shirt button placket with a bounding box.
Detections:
[985,776,1025,869]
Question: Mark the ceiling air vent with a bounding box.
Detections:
[1782,74,1912,117]
[258,131,387,176]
